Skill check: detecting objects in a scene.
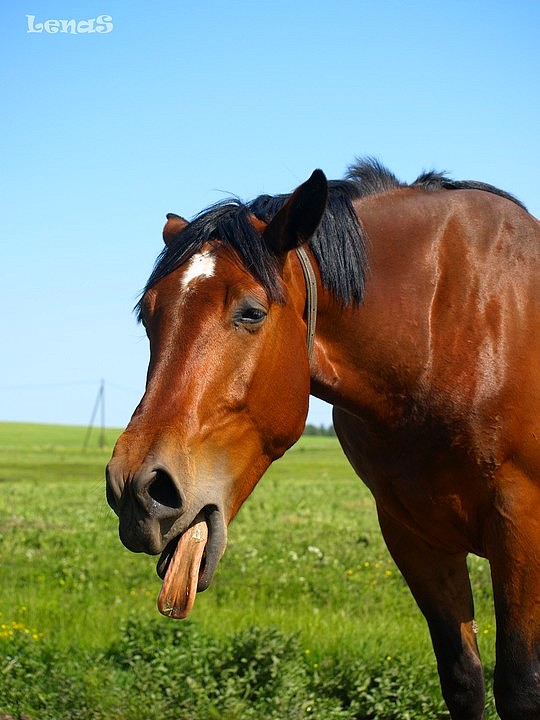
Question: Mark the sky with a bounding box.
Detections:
[1,0,539,431]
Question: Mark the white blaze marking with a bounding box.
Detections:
[181,252,216,290]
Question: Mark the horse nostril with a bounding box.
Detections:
[147,469,182,510]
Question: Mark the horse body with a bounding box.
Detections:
[316,188,540,718]
[315,187,539,544]
[106,161,540,719]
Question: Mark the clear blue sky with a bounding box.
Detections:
[1,0,539,430]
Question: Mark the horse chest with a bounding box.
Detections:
[333,408,490,554]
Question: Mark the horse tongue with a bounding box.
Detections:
[157,514,208,619]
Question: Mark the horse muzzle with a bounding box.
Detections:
[106,460,187,553]
[106,455,228,618]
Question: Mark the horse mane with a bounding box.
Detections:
[137,158,527,318]
[410,170,527,210]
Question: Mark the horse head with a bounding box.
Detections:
[106,170,327,617]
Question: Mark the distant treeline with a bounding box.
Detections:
[303,423,336,436]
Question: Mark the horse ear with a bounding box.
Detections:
[263,169,328,255]
[163,213,188,246]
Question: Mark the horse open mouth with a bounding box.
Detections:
[156,507,225,619]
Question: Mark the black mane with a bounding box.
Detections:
[410,169,527,210]
[137,158,526,318]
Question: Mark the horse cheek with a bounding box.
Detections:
[250,331,310,460]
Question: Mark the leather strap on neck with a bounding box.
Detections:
[295,246,318,363]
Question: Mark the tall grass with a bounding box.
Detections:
[0,423,498,718]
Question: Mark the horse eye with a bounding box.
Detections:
[234,303,267,327]
[241,307,267,323]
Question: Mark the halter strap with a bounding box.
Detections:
[295,246,318,363]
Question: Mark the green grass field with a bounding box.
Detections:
[0,422,498,719]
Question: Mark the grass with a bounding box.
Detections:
[0,422,498,719]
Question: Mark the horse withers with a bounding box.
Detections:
[106,159,540,719]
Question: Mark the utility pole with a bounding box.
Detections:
[83,379,106,450]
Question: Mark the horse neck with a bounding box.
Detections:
[309,191,435,421]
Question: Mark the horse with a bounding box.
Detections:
[106,158,540,720]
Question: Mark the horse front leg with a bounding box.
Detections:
[486,465,540,720]
[377,507,486,720]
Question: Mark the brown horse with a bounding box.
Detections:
[106,159,540,720]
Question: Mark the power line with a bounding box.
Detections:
[0,380,99,391]
[0,380,140,394]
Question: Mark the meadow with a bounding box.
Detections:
[0,422,499,719]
